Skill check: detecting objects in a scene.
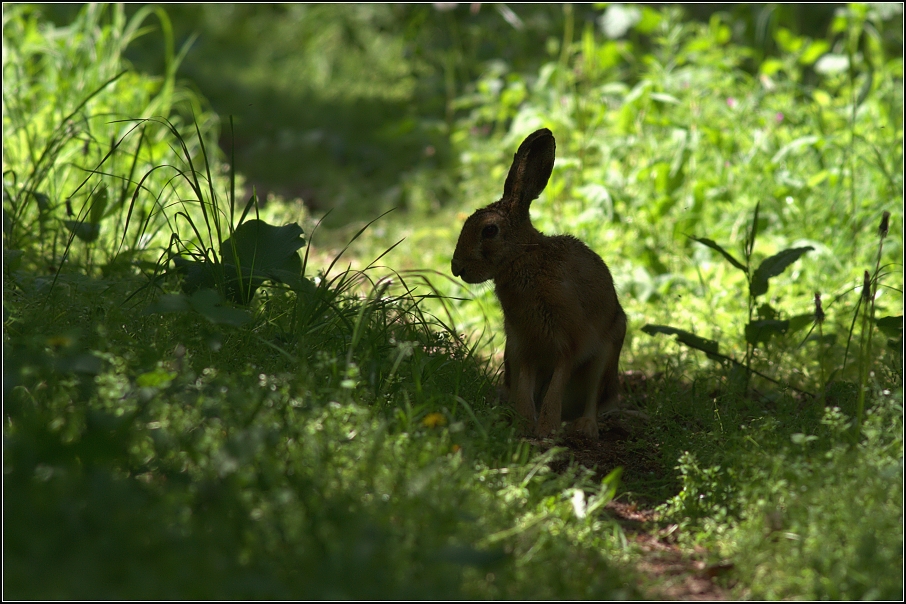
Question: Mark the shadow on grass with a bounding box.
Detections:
[201,77,450,221]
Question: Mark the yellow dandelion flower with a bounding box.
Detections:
[422,412,446,428]
[47,335,74,349]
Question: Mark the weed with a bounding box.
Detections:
[4,4,902,600]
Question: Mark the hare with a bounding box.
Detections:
[451,129,626,440]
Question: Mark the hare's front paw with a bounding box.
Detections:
[535,421,555,438]
[535,411,560,438]
[513,414,536,437]
[572,417,599,440]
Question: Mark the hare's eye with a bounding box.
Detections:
[481,224,499,239]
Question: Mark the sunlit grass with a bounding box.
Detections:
[4,3,902,600]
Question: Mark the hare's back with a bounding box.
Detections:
[496,234,620,348]
[549,234,618,302]
[497,235,622,331]
[498,235,617,307]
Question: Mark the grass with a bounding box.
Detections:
[4,3,903,600]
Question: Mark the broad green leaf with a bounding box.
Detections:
[875,316,903,339]
[641,324,720,359]
[88,183,108,224]
[222,220,306,269]
[745,319,789,346]
[174,220,307,304]
[788,313,815,334]
[63,220,100,243]
[750,247,813,298]
[221,219,306,303]
[689,237,746,272]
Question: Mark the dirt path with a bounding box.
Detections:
[548,432,736,600]
[535,372,738,600]
[605,501,736,600]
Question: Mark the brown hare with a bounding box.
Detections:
[451,128,626,440]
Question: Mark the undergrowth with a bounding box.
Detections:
[3,3,902,600]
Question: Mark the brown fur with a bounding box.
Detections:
[451,129,626,439]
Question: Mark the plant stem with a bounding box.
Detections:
[856,213,890,438]
[815,291,827,408]
[559,3,574,74]
[856,270,872,439]
[818,320,826,407]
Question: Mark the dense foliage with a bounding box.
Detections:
[4,3,903,599]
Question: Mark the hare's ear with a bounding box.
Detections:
[502,128,555,219]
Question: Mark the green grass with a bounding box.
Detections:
[4,3,903,600]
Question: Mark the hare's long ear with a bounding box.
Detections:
[502,128,555,221]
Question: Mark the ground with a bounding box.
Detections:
[529,370,738,600]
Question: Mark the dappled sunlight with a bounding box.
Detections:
[4,3,902,600]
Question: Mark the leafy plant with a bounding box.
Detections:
[848,211,901,436]
[643,202,813,393]
[2,3,217,277]
[4,4,902,601]
[172,217,308,304]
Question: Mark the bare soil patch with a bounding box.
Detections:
[530,372,737,600]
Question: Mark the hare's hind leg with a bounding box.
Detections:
[511,356,539,433]
[572,344,612,440]
[536,362,569,437]
[599,310,627,413]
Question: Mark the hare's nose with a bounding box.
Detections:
[451,258,463,278]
